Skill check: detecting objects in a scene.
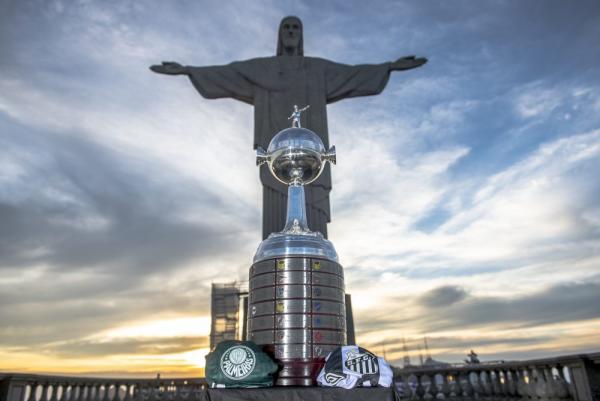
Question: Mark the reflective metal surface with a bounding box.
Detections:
[254,232,339,263]
[274,344,311,359]
[250,301,274,317]
[312,286,344,300]
[275,329,311,344]
[312,300,345,315]
[276,377,314,386]
[248,330,274,344]
[254,125,338,264]
[275,314,311,329]
[250,273,276,289]
[313,344,339,358]
[312,314,345,330]
[248,120,345,386]
[312,272,344,288]
[288,104,310,128]
[312,329,345,344]
[276,284,310,299]
[276,258,310,271]
[250,287,275,302]
[275,271,310,285]
[253,185,339,263]
[310,259,344,275]
[251,260,275,275]
[256,127,335,186]
[275,299,311,314]
[247,256,346,386]
[247,315,274,331]
[278,362,314,378]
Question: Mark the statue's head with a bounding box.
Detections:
[277,16,303,56]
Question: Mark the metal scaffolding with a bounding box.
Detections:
[209,282,248,350]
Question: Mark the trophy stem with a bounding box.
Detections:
[282,183,310,234]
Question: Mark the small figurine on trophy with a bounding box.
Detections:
[287,105,310,128]
[249,106,345,386]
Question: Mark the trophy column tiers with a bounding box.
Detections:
[247,256,346,386]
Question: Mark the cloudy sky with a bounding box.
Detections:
[1,0,599,377]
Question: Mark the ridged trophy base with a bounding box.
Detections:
[248,256,346,386]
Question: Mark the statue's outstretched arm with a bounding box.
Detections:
[149,61,190,75]
[389,56,427,71]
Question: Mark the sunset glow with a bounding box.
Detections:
[1,0,598,376]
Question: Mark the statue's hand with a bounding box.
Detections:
[149,61,189,75]
[390,56,428,71]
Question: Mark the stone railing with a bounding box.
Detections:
[394,352,600,401]
[0,374,207,401]
[2,353,599,401]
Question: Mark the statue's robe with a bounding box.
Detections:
[187,56,391,239]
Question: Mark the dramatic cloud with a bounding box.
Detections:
[48,336,209,359]
[1,0,599,374]
[420,286,468,308]
[0,125,234,271]
[419,279,600,330]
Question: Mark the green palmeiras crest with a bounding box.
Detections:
[206,340,278,388]
[219,345,256,380]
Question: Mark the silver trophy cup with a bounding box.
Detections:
[248,107,346,386]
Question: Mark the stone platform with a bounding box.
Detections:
[206,387,397,401]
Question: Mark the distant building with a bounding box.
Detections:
[209,282,248,350]
[399,336,451,369]
[422,355,451,368]
[402,337,411,368]
[422,335,451,368]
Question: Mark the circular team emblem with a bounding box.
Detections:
[220,345,256,380]
[344,350,379,375]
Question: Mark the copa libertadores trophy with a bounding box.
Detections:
[248,105,346,386]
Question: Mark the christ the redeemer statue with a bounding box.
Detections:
[151,16,427,239]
